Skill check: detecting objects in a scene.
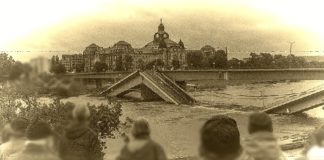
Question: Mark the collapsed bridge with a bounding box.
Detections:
[100,71,196,105]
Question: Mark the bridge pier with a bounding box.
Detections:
[95,79,102,89]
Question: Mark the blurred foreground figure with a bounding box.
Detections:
[240,112,286,160]
[8,121,60,160]
[306,127,324,159]
[0,118,28,160]
[199,115,242,160]
[60,105,103,160]
[1,124,12,144]
[117,118,167,160]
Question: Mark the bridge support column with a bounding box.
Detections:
[140,85,161,101]
[95,79,102,89]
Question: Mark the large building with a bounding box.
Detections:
[29,56,51,73]
[61,54,84,72]
[80,19,187,72]
[61,19,226,72]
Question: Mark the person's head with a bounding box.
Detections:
[1,124,12,143]
[131,118,150,140]
[72,105,91,124]
[9,118,29,138]
[314,128,324,147]
[248,112,273,134]
[200,115,241,160]
[26,121,54,146]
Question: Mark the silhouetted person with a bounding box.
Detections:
[306,127,324,159]
[240,112,286,160]
[60,105,103,160]
[1,124,11,144]
[199,115,242,160]
[117,118,167,160]
[0,118,28,160]
[8,121,60,160]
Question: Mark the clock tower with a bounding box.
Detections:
[153,19,169,48]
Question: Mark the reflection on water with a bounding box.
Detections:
[63,80,324,160]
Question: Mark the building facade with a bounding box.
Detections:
[61,20,225,72]
[61,54,84,72]
[29,56,51,73]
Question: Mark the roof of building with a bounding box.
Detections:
[201,45,215,51]
[143,38,180,50]
[113,41,132,47]
[87,43,100,48]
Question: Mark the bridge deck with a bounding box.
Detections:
[264,84,324,114]
[100,71,195,105]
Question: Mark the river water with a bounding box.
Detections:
[63,80,324,160]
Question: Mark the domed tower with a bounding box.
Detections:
[158,19,165,32]
[178,39,185,49]
[153,19,169,49]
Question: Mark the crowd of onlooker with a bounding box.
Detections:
[0,104,324,160]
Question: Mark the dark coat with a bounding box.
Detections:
[60,123,103,160]
[8,143,60,160]
[117,139,167,160]
[240,132,287,160]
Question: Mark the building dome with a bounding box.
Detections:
[114,41,132,47]
[84,43,102,55]
[143,19,182,50]
[110,40,133,54]
[201,45,215,51]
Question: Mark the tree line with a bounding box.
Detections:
[228,53,324,69]
[47,52,324,74]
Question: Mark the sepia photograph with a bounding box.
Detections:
[0,0,324,159]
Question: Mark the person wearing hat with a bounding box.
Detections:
[8,121,60,160]
[117,118,167,160]
[60,104,103,160]
[0,118,28,160]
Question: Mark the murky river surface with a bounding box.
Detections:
[63,80,324,160]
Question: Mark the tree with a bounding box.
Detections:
[50,63,66,75]
[9,62,32,80]
[228,58,243,69]
[207,50,227,69]
[136,59,145,70]
[93,61,108,72]
[171,59,180,70]
[114,55,124,71]
[145,59,164,70]
[123,55,133,71]
[0,87,122,155]
[229,53,311,69]
[75,63,85,73]
[50,55,66,75]
[186,51,204,69]
[0,53,15,75]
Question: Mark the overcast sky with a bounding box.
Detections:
[0,0,323,61]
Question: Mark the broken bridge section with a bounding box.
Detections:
[264,84,324,114]
[100,70,195,105]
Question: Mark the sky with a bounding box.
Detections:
[0,0,323,61]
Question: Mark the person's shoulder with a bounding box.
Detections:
[6,151,23,160]
[149,140,164,150]
[0,141,9,150]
